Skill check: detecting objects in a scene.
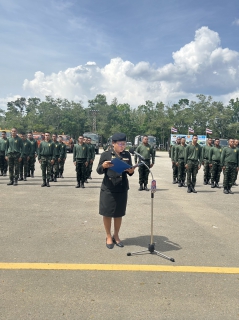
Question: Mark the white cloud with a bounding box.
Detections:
[232,19,239,26]
[22,27,239,107]
[0,95,22,110]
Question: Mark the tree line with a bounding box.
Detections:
[0,94,239,146]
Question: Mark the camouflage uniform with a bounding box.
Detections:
[209,145,222,186]
[185,143,202,190]
[5,135,23,184]
[0,137,8,175]
[19,139,31,180]
[221,146,239,192]
[135,143,155,188]
[38,141,55,182]
[175,144,187,185]
[86,143,95,179]
[202,145,212,184]
[27,138,38,177]
[170,144,178,182]
[59,142,67,177]
[51,141,61,180]
[73,143,89,186]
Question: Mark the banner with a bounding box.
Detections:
[170,134,207,146]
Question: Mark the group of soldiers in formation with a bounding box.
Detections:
[0,128,95,188]
[170,135,239,194]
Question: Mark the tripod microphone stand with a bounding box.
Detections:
[127,158,175,262]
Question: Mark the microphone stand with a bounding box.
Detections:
[127,159,175,262]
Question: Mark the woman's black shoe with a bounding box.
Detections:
[112,237,124,248]
[106,238,114,249]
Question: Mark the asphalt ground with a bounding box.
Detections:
[0,150,239,320]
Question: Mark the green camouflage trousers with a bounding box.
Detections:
[8,153,20,181]
[0,154,8,173]
[211,160,222,183]
[223,163,237,189]
[59,159,65,174]
[76,159,87,183]
[53,159,59,177]
[19,155,28,177]
[177,159,186,182]
[172,162,178,180]
[138,160,150,184]
[41,156,52,180]
[186,160,198,187]
[28,155,36,174]
[203,159,211,182]
[86,161,93,179]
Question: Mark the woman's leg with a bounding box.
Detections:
[103,216,113,244]
[113,217,122,242]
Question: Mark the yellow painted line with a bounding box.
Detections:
[0,263,239,274]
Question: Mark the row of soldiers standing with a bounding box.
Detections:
[170,135,239,194]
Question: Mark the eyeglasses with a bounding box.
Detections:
[116,142,126,147]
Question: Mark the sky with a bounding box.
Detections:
[0,0,239,110]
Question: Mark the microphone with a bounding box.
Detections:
[129,148,145,161]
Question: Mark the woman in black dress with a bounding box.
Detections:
[97,133,134,249]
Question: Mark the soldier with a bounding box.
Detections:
[58,135,67,178]
[27,132,38,177]
[73,135,89,188]
[134,135,155,191]
[233,139,239,186]
[86,137,95,180]
[171,137,181,184]
[38,132,55,187]
[209,138,222,188]
[0,131,8,176]
[175,136,187,187]
[5,127,23,186]
[202,138,213,184]
[19,133,31,181]
[51,134,60,182]
[221,138,239,194]
[185,134,202,193]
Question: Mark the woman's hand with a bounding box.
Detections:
[102,161,114,169]
[125,167,135,174]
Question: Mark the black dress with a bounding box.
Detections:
[96,149,133,217]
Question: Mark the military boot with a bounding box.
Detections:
[203,179,207,185]
[191,186,197,193]
[59,173,62,178]
[187,185,192,193]
[215,182,220,188]
[228,189,234,194]
[53,176,57,182]
[24,176,27,181]
[81,182,85,188]
[46,179,50,187]
[13,178,18,186]
[172,178,177,184]
[211,182,215,188]
[19,176,23,181]
[144,184,149,191]
[182,180,187,187]
[27,172,30,177]
[178,181,182,187]
[138,184,143,191]
[3,171,7,176]
[49,175,53,182]
[223,188,228,194]
[75,181,80,188]
[7,180,14,186]
[41,180,47,187]
[31,170,34,178]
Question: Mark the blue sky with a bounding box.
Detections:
[1,0,239,109]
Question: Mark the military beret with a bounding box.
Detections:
[112,132,126,141]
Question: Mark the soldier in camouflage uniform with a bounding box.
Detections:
[209,138,222,188]
[134,135,155,191]
[38,132,55,187]
[175,136,187,187]
[202,138,213,185]
[171,137,181,184]
[27,132,38,178]
[51,134,61,182]
[73,136,89,188]
[58,135,67,178]
[233,139,239,186]
[5,128,23,186]
[0,131,8,176]
[185,135,202,193]
[86,137,95,181]
[19,133,31,181]
[221,138,239,194]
